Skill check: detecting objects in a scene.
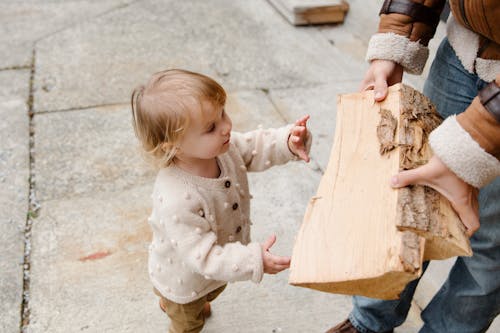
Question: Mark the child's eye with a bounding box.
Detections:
[207,124,216,133]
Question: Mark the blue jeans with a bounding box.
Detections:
[348,38,500,333]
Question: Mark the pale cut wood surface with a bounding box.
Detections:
[289,84,471,300]
[267,0,349,25]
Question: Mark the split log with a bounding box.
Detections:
[289,84,471,300]
[267,0,349,26]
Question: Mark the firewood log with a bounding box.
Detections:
[289,84,471,299]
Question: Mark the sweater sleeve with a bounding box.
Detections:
[230,125,312,172]
[429,74,500,188]
[366,0,446,74]
[163,197,264,283]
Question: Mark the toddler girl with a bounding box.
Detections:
[131,69,311,333]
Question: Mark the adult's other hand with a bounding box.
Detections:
[390,155,480,236]
[360,59,404,102]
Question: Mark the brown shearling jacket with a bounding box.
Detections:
[374,0,500,187]
[378,0,500,59]
[457,73,500,161]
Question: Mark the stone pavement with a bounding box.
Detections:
[1,1,498,332]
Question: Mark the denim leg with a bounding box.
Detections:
[350,38,499,332]
[419,37,500,333]
[350,264,428,333]
[423,38,487,118]
[419,179,500,333]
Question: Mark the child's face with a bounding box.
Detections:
[177,100,232,161]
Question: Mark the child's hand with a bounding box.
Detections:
[261,235,291,274]
[288,115,310,162]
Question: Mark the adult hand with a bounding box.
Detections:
[360,59,404,102]
[390,155,480,236]
[261,234,291,274]
[288,114,311,162]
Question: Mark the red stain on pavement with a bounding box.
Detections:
[79,250,112,262]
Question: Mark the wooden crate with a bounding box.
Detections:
[268,0,349,25]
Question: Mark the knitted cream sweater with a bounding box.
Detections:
[147,125,306,304]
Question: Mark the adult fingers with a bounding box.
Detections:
[450,190,480,237]
[359,73,375,92]
[391,158,480,237]
[374,73,389,102]
[454,204,480,237]
[390,168,426,188]
[360,64,377,92]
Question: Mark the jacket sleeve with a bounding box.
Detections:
[230,125,312,172]
[163,197,264,283]
[366,0,446,74]
[429,74,500,188]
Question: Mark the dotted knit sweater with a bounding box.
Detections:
[148,125,308,304]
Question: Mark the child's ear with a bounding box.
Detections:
[161,141,178,153]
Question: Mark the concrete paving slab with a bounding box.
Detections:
[34,105,155,202]
[226,90,288,131]
[28,160,421,332]
[269,81,360,171]
[0,42,32,70]
[30,83,404,331]
[318,0,383,63]
[34,89,292,203]
[33,0,359,112]
[0,69,31,333]
[27,185,166,333]
[8,0,497,331]
[0,1,132,69]
[29,158,349,332]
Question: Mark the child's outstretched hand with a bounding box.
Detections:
[288,115,310,162]
[261,235,291,274]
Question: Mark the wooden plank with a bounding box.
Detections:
[289,84,471,300]
[267,0,349,25]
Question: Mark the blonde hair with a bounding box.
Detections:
[131,69,226,167]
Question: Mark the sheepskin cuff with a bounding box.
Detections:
[366,33,429,75]
[429,116,500,188]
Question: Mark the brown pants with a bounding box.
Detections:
[155,285,226,333]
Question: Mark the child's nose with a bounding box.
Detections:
[221,122,231,135]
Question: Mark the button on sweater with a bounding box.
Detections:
[147,125,311,304]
